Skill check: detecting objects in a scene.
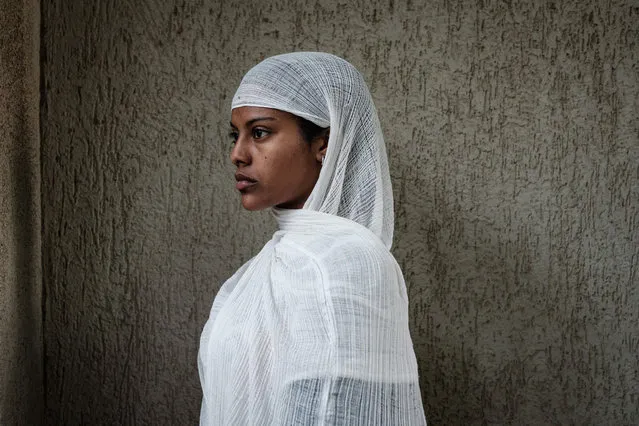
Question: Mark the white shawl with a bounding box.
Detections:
[199,52,426,425]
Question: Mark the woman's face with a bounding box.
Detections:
[229,106,326,211]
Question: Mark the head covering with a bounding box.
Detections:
[232,52,394,248]
[199,53,426,425]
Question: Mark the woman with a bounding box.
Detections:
[198,52,426,425]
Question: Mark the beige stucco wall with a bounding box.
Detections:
[0,0,42,424]
[42,0,638,424]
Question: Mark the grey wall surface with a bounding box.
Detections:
[42,0,638,424]
[0,0,42,424]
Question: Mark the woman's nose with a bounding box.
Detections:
[230,137,250,167]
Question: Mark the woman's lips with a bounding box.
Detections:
[236,180,257,191]
[235,172,257,191]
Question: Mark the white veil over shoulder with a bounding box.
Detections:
[199,52,426,425]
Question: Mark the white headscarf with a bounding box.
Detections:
[231,52,394,248]
[199,52,426,425]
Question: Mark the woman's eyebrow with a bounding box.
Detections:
[230,117,277,129]
[248,117,276,125]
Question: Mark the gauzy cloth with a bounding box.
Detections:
[198,52,427,425]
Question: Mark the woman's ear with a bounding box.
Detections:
[315,128,330,162]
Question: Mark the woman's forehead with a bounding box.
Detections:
[230,106,296,126]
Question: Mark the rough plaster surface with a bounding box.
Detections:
[42,0,638,424]
[0,0,42,424]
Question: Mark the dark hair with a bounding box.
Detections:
[296,116,328,144]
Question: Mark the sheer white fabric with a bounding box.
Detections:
[199,52,426,425]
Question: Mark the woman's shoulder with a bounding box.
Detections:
[276,224,383,252]
[275,227,400,279]
[272,227,408,307]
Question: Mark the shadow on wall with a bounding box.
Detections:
[399,183,581,424]
[0,10,43,421]
[415,233,555,424]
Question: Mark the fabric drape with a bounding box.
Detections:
[199,52,426,425]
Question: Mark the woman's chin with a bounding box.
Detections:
[239,193,306,211]
[240,194,268,211]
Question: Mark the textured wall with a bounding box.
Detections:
[42,0,638,424]
[0,0,42,424]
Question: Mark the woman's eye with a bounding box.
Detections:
[252,128,269,139]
